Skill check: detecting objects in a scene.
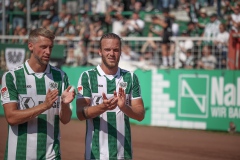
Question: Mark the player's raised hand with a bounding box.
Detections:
[102,92,118,110]
[117,87,126,109]
[44,89,59,109]
[61,86,75,104]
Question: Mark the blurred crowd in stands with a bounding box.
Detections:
[0,0,240,69]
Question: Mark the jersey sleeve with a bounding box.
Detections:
[132,73,141,99]
[63,72,70,90]
[1,72,18,105]
[77,72,91,99]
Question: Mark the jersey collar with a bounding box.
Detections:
[24,60,51,75]
[96,65,120,78]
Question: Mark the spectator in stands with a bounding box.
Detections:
[200,13,221,46]
[78,10,92,49]
[105,9,126,36]
[183,49,195,69]
[171,15,179,36]
[230,4,240,32]
[197,45,217,69]
[177,0,189,10]
[152,8,173,68]
[223,0,236,17]
[196,8,210,36]
[186,0,202,23]
[187,21,200,37]
[176,30,194,68]
[94,0,112,14]
[122,11,145,37]
[223,0,236,30]
[149,15,162,36]
[111,0,124,12]
[9,0,26,30]
[132,1,145,20]
[65,45,77,66]
[90,15,105,39]
[41,16,52,30]
[180,49,195,69]
[155,0,176,11]
[121,44,140,61]
[214,23,230,69]
[66,0,78,14]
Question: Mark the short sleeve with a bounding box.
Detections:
[77,72,91,99]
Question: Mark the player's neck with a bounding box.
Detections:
[28,59,47,73]
[100,64,118,75]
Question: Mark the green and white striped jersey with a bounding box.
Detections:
[0,61,69,160]
[77,65,142,160]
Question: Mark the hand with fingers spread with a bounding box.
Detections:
[61,86,75,104]
[117,87,127,110]
[102,92,118,111]
[44,89,59,109]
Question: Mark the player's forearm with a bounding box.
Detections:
[120,105,145,121]
[77,103,106,121]
[60,103,72,124]
[4,103,49,126]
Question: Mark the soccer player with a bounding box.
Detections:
[0,28,75,159]
[76,33,145,160]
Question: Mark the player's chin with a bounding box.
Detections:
[40,59,49,65]
[108,62,118,68]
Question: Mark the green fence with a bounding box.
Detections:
[1,67,240,132]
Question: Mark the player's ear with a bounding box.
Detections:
[28,42,33,52]
[98,49,102,57]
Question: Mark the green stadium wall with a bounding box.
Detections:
[1,67,240,132]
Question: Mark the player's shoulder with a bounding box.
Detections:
[50,65,66,74]
[2,64,24,77]
[120,68,135,76]
[81,67,98,75]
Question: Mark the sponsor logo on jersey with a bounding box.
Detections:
[98,84,103,87]
[120,82,127,90]
[93,96,103,105]
[21,97,35,109]
[39,100,60,108]
[78,85,83,94]
[49,82,58,90]
[1,87,9,99]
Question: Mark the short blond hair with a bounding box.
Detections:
[28,28,55,43]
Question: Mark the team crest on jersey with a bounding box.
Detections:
[78,85,83,94]
[1,87,9,99]
[49,82,58,90]
[120,82,127,90]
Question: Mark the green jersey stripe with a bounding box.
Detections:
[5,72,18,100]
[124,115,132,159]
[53,115,60,159]
[35,76,46,95]
[107,112,118,158]
[16,122,28,160]
[15,68,27,94]
[63,73,69,90]
[107,78,116,94]
[132,74,141,98]
[51,68,63,95]
[91,117,100,159]
[123,72,132,94]
[37,114,47,159]
[81,72,91,97]
[89,71,98,93]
